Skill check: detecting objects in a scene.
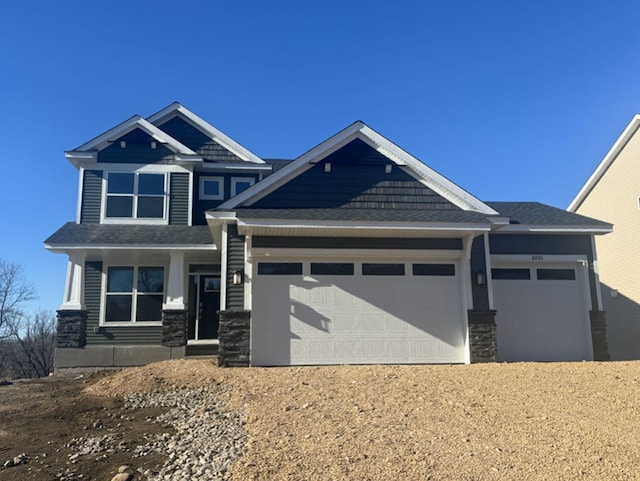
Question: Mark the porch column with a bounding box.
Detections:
[60,252,86,310]
[162,251,187,348]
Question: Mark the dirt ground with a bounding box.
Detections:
[3,360,640,480]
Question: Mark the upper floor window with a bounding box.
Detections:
[105,172,166,220]
[231,177,255,197]
[199,176,224,200]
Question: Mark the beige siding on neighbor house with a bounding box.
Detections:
[576,125,640,359]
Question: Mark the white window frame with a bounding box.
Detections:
[231,177,255,197]
[200,176,224,200]
[102,171,169,224]
[100,264,167,327]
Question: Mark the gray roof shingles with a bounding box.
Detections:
[45,223,214,247]
[486,202,611,228]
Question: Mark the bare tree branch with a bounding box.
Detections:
[0,259,37,339]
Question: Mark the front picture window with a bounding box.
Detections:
[105,266,164,323]
[105,172,166,219]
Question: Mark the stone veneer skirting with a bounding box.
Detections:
[161,310,188,347]
[217,310,250,367]
[56,310,87,348]
[467,310,497,363]
[589,310,610,361]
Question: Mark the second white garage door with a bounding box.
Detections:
[251,258,467,366]
[492,263,593,362]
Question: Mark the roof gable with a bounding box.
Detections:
[249,139,461,210]
[568,114,640,211]
[67,115,199,161]
[219,121,499,215]
[147,102,265,164]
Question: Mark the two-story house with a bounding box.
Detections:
[47,103,612,370]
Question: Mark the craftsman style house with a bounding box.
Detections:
[47,103,612,370]
[569,115,640,360]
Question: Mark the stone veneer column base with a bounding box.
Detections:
[161,310,188,347]
[217,310,251,367]
[56,310,87,348]
[467,310,498,363]
[590,310,610,361]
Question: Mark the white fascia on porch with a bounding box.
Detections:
[60,251,86,310]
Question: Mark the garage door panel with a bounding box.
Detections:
[252,259,466,366]
[493,266,592,362]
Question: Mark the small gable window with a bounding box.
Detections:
[199,176,224,200]
[105,172,166,220]
[231,177,255,197]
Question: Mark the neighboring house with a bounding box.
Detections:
[46,103,612,370]
[569,115,640,360]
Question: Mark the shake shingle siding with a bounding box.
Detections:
[250,164,458,210]
[226,224,245,310]
[84,261,161,345]
[80,170,102,224]
[169,173,189,225]
[157,116,243,162]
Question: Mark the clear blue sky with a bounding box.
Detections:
[2,0,640,313]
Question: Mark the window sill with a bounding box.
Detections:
[99,322,163,327]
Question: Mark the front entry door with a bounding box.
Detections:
[187,274,221,342]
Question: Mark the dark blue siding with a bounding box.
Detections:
[97,128,174,163]
[470,236,490,310]
[252,237,463,250]
[169,173,190,225]
[249,139,457,210]
[157,116,243,162]
[226,224,245,309]
[193,173,259,225]
[80,170,102,224]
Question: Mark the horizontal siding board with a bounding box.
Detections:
[84,261,161,345]
[226,224,245,309]
[169,173,190,225]
[253,237,463,250]
[80,170,102,224]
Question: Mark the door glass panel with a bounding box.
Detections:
[310,263,354,276]
[412,264,456,276]
[362,263,405,276]
[491,268,531,280]
[537,268,576,280]
[258,263,303,275]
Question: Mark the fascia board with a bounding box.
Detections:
[217,122,367,209]
[236,217,491,231]
[357,125,499,215]
[45,243,217,253]
[205,211,238,225]
[568,114,640,212]
[73,115,199,157]
[495,224,613,234]
[147,103,265,164]
[65,151,97,168]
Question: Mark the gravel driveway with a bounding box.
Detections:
[87,359,640,481]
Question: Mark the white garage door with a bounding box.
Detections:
[492,264,593,362]
[251,258,467,366]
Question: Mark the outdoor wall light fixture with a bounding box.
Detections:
[232,269,243,286]
[476,271,486,286]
